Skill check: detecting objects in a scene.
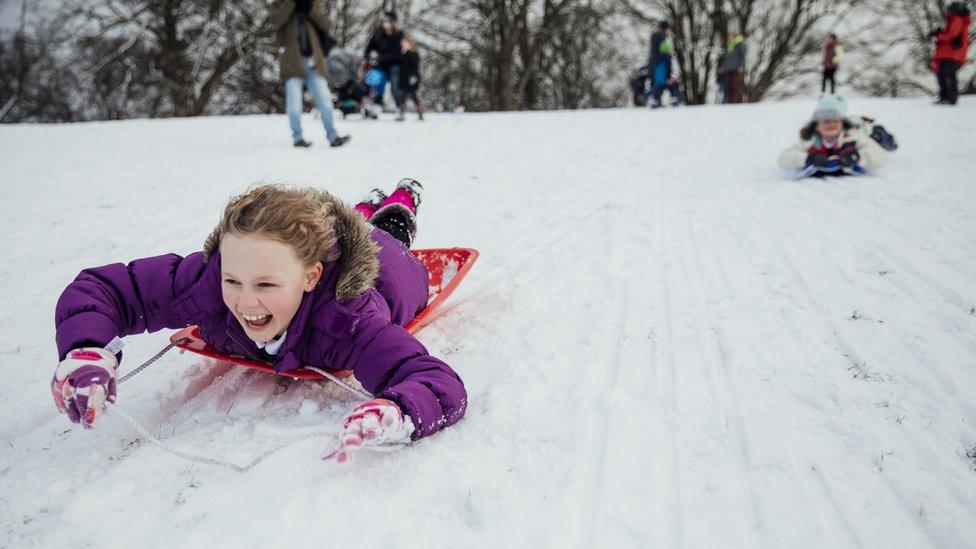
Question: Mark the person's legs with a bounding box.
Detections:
[354,188,387,221]
[667,83,683,105]
[285,77,305,142]
[371,178,423,248]
[936,61,948,101]
[728,71,744,103]
[722,72,734,103]
[396,87,407,121]
[822,69,828,93]
[409,90,424,119]
[651,84,665,107]
[372,211,413,248]
[944,60,960,104]
[389,65,404,108]
[305,59,339,142]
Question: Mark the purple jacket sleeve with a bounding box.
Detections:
[324,297,467,440]
[55,253,203,360]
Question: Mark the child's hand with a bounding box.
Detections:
[805,151,830,168]
[51,347,118,428]
[326,398,413,463]
[837,142,860,167]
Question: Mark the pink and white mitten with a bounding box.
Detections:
[52,347,118,428]
[327,398,414,463]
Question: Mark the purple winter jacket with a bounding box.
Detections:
[54,228,467,440]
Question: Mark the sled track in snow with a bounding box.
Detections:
[726,184,976,545]
[742,183,976,423]
[673,180,765,544]
[704,185,867,548]
[652,178,683,548]
[724,188,939,545]
[546,193,634,548]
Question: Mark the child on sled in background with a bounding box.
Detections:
[778,93,886,177]
[52,179,466,464]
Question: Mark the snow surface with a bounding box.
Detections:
[2,98,976,548]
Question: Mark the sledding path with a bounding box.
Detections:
[2,98,976,548]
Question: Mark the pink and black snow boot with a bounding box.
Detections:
[371,178,424,247]
[354,188,388,221]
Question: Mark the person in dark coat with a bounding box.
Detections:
[364,11,405,110]
[269,0,349,148]
[397,36,424,121]
[931,1,972,105]
[648,21,675,108]
[722,31,747,103]
[822,33,843,94]
[716,51,727,103]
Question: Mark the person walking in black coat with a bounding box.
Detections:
[364,11,405,110]
[397,36,424,121]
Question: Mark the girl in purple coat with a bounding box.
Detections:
[51,179,466,463]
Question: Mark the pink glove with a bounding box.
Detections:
[51,347,118,428]
[326,398,413,463]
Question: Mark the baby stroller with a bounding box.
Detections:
[327,49,378,119]
[333,81,376,119]
[630,65,652,106]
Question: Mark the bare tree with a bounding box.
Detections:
[416,0,623,111]
[51,0,278,118]
[0,2,79,122]
[621,0,858,104]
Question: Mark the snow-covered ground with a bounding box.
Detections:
[1,98,975,548]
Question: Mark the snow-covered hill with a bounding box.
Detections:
[1,98,975,548]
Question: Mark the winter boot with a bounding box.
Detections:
[293,138,313,148]
[354,188,388,221]
[330,135,351,148]
[371,178,423,246]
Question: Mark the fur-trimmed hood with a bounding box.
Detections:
[328,195,381,300]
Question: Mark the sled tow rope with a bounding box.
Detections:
[106,339,400,472]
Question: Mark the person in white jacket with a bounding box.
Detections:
[778,93,886,177]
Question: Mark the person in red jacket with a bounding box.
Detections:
[931,1,972,105]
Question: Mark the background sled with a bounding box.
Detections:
[169,247,479,380]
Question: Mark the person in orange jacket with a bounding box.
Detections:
[931,1,971,105]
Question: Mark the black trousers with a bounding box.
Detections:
[822,68,836,93]
[399,87,422,110]
[937,60,961,104]
[372,210,413,248]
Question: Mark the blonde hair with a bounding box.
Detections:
[204,184,381,298]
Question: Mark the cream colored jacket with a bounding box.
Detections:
[778,127,886,171]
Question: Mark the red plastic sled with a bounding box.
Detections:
[170,247,478,380]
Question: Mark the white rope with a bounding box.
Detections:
[108,401,342,473]
[109,403,406,473]
[302,366,374,400]
[109,342,404,472]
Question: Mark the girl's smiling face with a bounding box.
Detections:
[219,232,323,342]
[816,119,843,141]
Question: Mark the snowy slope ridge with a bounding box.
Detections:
[1,98,975,548]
